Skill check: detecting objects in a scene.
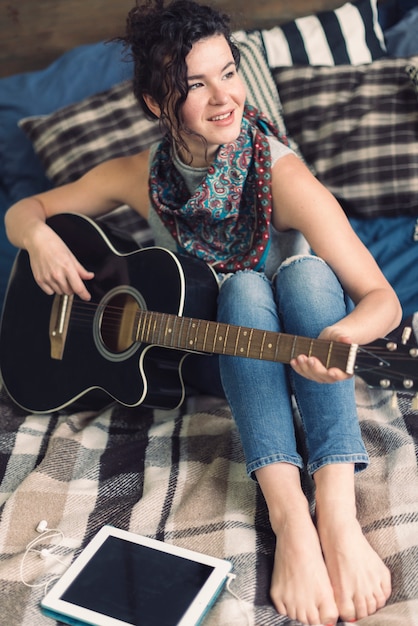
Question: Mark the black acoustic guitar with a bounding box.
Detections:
[0,213,417,413]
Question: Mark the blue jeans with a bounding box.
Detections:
[217,255,369,478]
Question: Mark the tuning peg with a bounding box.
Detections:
[401,326,412,345]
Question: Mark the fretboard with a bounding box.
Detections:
[134,310,357,374]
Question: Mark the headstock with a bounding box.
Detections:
[356,325,418,411]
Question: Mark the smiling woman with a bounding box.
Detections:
[2,2,403,625]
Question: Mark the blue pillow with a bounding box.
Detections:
[0,40,132,312]
[349,215,418,318]
[383,6,418,57]
[0,40,133,205]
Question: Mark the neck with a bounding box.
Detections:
[175,138,218,169]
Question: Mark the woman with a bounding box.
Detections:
[5,1,401,624]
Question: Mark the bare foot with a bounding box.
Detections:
[317,513,392,621]
[315,464,392,622]
[270,508,339,626]
[256,463,338,625]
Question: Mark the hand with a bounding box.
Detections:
[28,225,94,301]
[290,328,353,383]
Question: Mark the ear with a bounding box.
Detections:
[143,94,161,118]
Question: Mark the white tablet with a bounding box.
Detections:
[40,525,233,626]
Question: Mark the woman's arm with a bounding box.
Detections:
[271,154,403,381]
[5,151,150,300]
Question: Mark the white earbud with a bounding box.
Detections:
[20,524,68,589]
[36,520,49,533]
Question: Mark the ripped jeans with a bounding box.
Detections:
[217,255,369,478]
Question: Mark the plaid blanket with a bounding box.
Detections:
[0,319,417,626]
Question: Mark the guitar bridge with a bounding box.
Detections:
[49,293,74,360]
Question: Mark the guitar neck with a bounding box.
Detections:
[134,310,358,374]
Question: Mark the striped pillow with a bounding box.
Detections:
[262,0,386,68]
[273,57,418,218]
[234,29,303,160]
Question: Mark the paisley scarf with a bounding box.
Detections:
[149,104,286,272]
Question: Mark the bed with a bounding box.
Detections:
[0,1,417,625]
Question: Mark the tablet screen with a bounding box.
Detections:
[59,535,215,625]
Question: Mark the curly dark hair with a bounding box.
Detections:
[120,0,240,153]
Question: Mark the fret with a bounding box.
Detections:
[308,339,313,357]
[151,315,158,344]
[180,316,187,349]
[246,328,254,358]
[325,341,333,368]
[273,333,281,362]
[156,312,164,346]
[259,332,267,360]
[233,326,241,356]
[212,323,221,353]
[202,320,210,352]
[146,311,154,343]
[134,311,141,343]
[290,335,297,360]
[170,315,179,348]
[140,310,148,342]
[164,313,174,346]
[194,319,201,350]
[223,324,230,354]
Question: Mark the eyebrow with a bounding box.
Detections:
[187,61,236,81]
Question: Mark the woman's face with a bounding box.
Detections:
[179,34,246,166]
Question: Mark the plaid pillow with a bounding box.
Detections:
[273,56,418,218]
[19,79,161,187]
[262,0,386,68]
[19,79,161,246]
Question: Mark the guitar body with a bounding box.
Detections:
[2,214,417,414]
[0,214,219,413]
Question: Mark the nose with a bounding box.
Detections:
[209,84,228,105]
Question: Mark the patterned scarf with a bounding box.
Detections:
[149,104,286,272]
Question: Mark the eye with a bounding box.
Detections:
[223,70,236,80]
[188,81,204,91]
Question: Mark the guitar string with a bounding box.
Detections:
[61,299,414,356]
[52,300,418,377]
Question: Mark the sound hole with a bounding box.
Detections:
[100,292,139,354]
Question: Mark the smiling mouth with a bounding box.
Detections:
[210,111,233,121]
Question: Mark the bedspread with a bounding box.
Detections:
[0,318,417,626]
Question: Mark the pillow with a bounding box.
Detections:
[262,0,387,68]
[19,79,162,247]
[19,80,162,186]
[234,29,304,160]
[383,5,418,57]
[0,41,133,204]
[273,56,418,218]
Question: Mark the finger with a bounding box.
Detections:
[67,275,92,301]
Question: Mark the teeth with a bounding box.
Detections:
[211,112,231,121]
